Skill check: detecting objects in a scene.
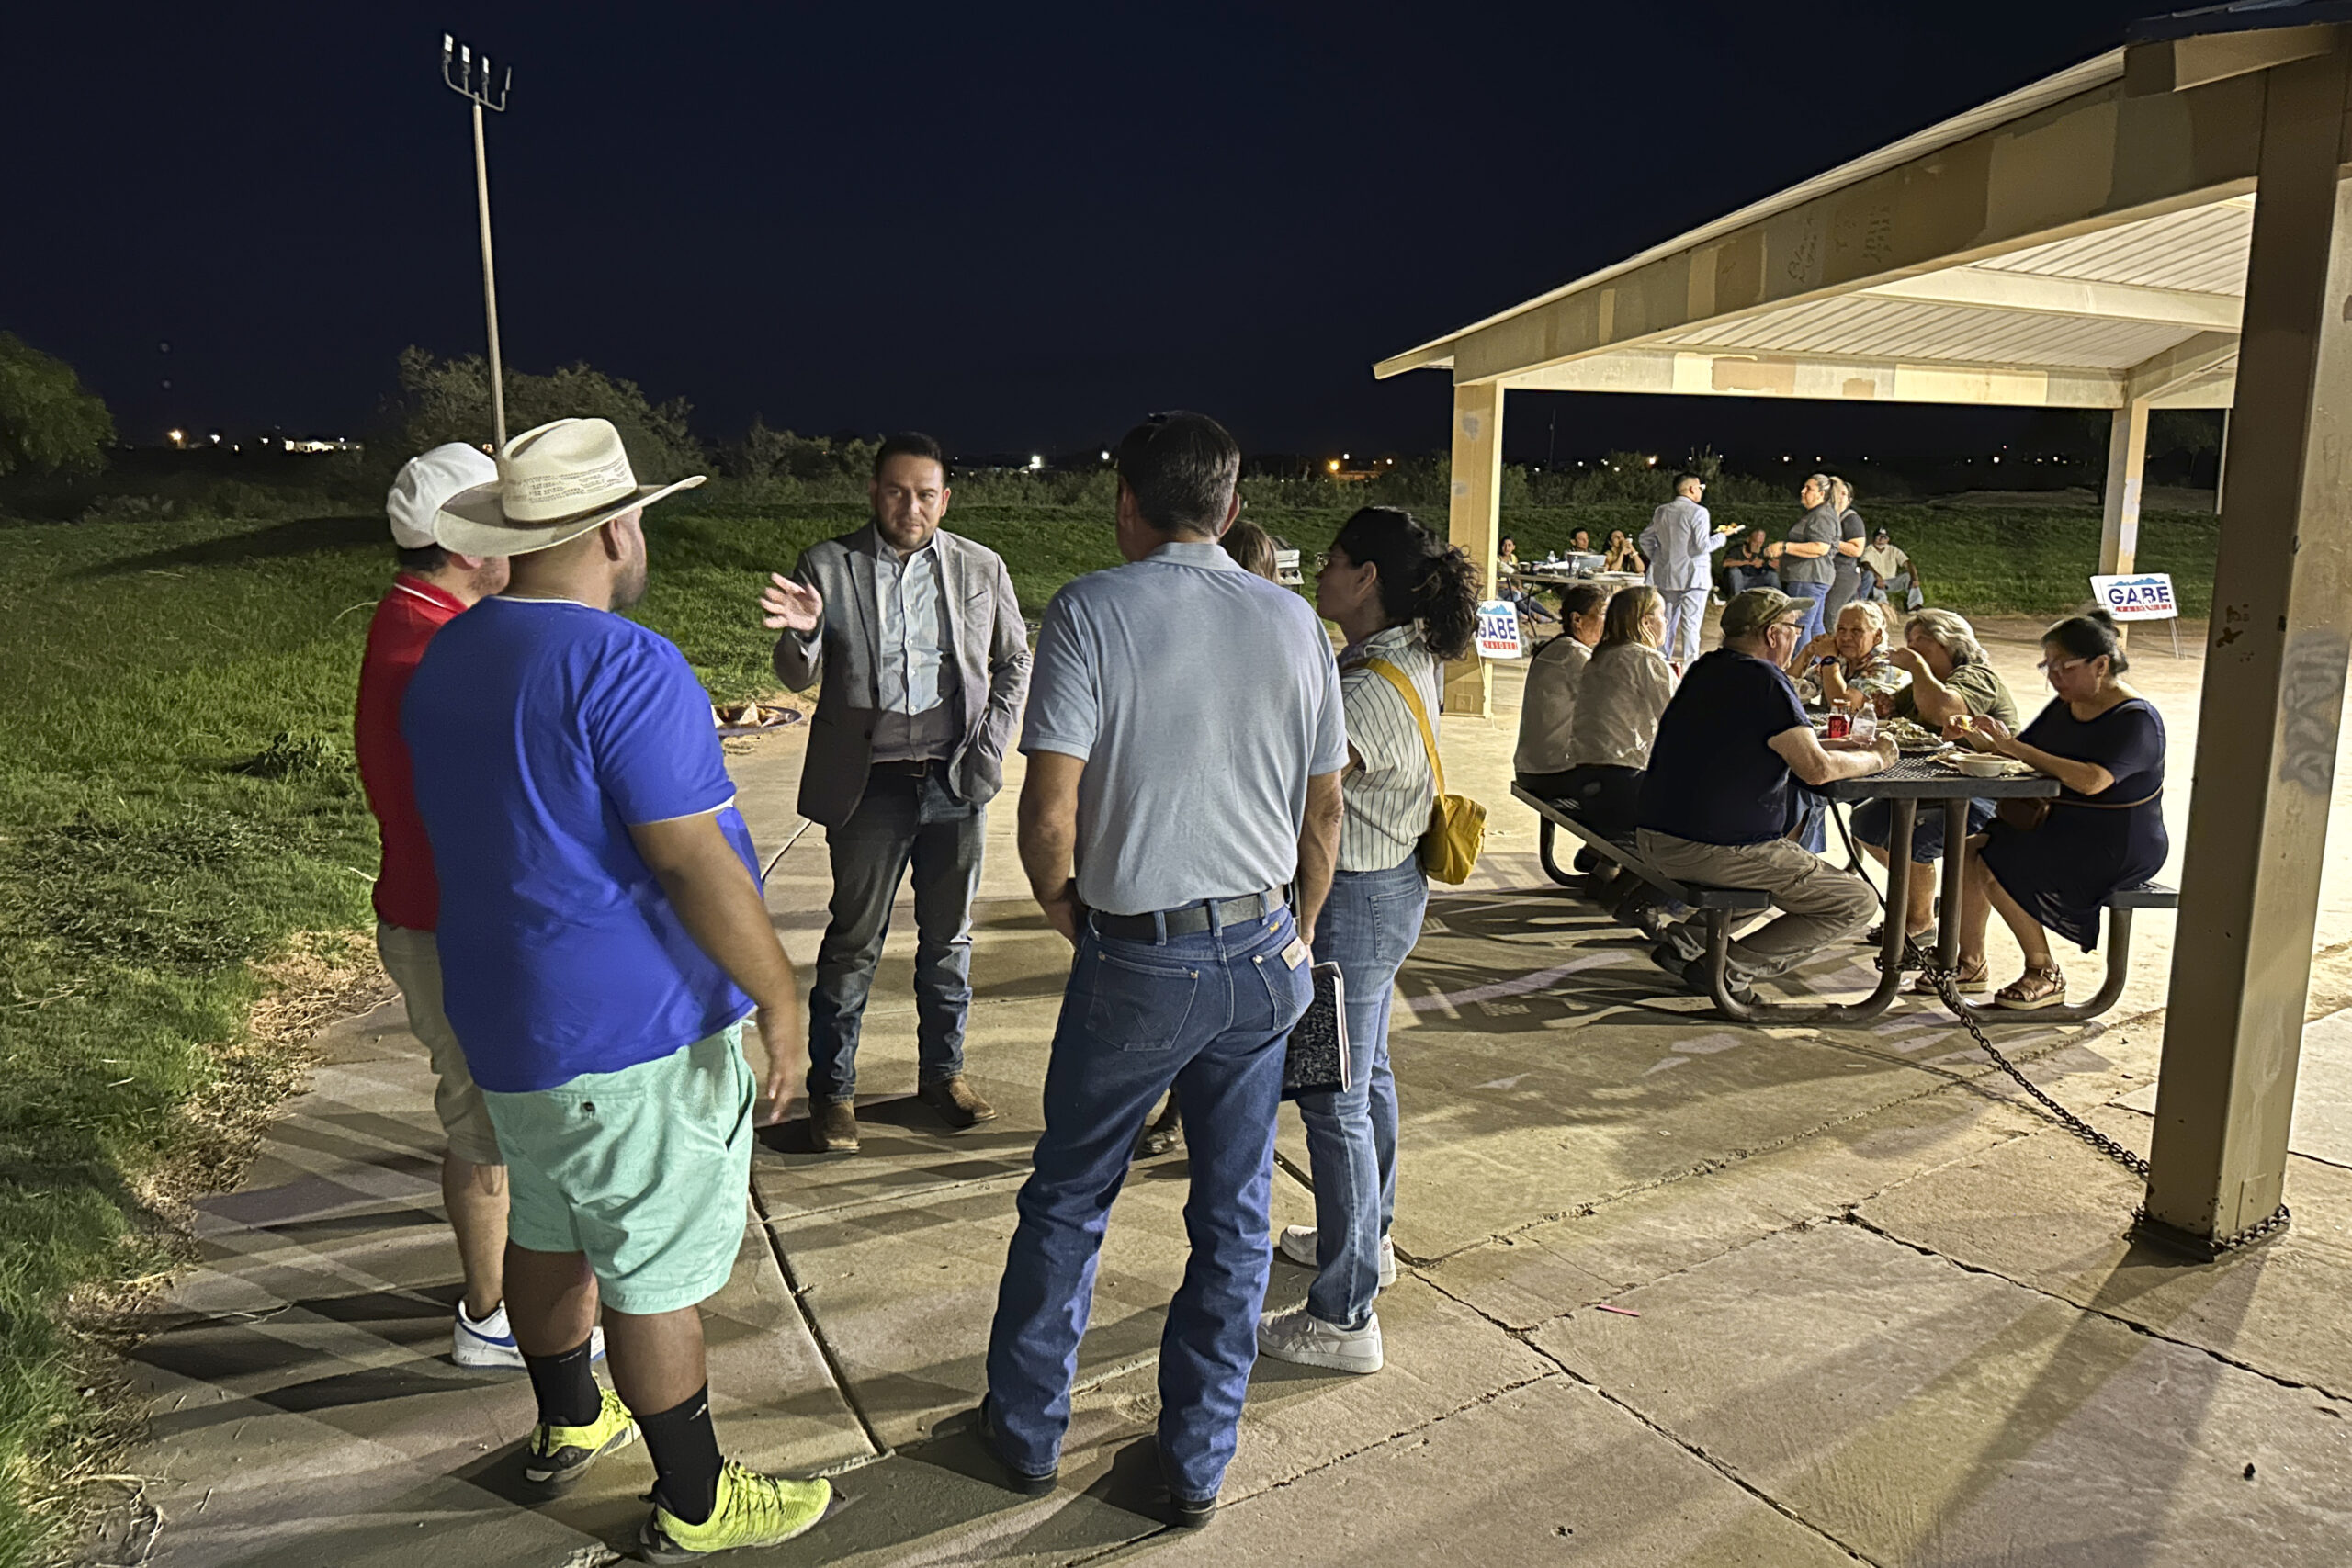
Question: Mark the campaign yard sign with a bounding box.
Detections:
[2091,573,2179,621]
[1475,599,1524,658]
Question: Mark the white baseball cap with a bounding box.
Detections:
[386,442,501,550]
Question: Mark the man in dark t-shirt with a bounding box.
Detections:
[1637,589,1894,992]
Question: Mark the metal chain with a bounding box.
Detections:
[1913,944,2288,1253]
[1917,950,2149,1175]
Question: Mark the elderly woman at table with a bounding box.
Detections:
[1850,609,2020,945]
[1794,601,1908,710]
[1943,611,2167,1008]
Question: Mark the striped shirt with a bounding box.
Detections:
[1338,625,1440,872]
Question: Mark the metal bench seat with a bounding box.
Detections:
[2109,882,2179,910]
[1516,785,1770,912]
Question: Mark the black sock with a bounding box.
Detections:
[641,1385,724,1526]
[522,1338,600,1429]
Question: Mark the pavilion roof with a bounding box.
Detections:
[1372,11,2352,410]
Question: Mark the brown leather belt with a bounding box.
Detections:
[1091,888,1287,942]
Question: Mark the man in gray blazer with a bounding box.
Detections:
[1640,473,1737,665]
[760,433,1032,1152]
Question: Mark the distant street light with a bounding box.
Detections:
[1027,455,1044,471]
[441,33,513,449]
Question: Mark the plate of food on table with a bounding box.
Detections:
[1933,715,2037,776]
[1885,717,1950,756]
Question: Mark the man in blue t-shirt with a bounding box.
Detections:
[1636,588,1894,995]
[404,417,835,1559]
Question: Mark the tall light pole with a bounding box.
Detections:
[441,35,512,450]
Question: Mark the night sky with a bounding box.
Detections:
[6,1,2171,464]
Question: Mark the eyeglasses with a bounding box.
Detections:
[2037,656,2087,674]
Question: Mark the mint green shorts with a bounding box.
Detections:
[481,1026,754,1315]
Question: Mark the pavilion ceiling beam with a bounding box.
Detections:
[1506,347,2127,408]
[1442,69,2269,387]
[2124,330,2241,401]
[1860,266,2243,330]
[2123,22,2341,96]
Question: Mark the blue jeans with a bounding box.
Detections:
[1795,791,1829,855]
[1854,795,1993,862]
[1295,859,1426,1329]
[806,765,984,1101]
[985,905,1309,1502]
[1784,580,1830,646]
[1724,566,1778,597]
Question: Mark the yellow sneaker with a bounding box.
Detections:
[638,1460,832,1562]
[522,1386,638,1493]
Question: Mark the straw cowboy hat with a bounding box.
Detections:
[435,417,705,557]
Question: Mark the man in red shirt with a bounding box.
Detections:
[357,443,585,1370]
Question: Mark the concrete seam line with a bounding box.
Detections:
[757,1169,1028,1228]
[1837,1209,2352,1406]
[1520,1342,1885,1567]
[1218,1369,1569,1506]
[745,1184,893,1463]
[1419,1216,1836,1335]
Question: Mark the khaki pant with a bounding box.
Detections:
[376,922,503,1168]
[1635,829,1876,979]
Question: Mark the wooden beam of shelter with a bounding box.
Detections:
[1860,267,2243,331]
[1378,63,2278,389]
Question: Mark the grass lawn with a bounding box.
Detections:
[0,494,2215,1560]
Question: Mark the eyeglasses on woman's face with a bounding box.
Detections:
[2038,655,2090,679]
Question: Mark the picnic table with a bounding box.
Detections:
[1804,757,2058,1023]
[1520,755,2061,1025]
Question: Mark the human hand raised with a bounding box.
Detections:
[1887,645,1925,676]
[759,573,824,634]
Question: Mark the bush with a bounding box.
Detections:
[0,333,116,479]
[390,348,705,480]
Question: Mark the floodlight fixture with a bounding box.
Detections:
[441,33,514,448]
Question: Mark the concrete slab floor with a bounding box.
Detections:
[89,613,2352,1565]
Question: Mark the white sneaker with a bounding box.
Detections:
[1256,1303,1384,1373]
[453,1302,606,1371]
[1277,1224,1397,1289]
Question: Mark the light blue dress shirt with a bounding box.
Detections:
[872,540,959,761]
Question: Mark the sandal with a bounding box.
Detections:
[1910,958,1990,996]
[1995,964,2066,1010]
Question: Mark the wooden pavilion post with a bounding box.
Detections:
[2143,39,2352,1253]
[1444,381,1504,716]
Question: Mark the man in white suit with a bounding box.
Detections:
[1640,473,1737,665]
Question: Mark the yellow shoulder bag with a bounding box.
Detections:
[1363,659,1486,885]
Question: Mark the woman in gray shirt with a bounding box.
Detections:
[1766,472,1842,648]
[1820,476,1868,630]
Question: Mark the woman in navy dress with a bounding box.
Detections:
[1947,611,2166,1009]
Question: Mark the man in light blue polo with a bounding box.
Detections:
[979,412,1346,1528]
